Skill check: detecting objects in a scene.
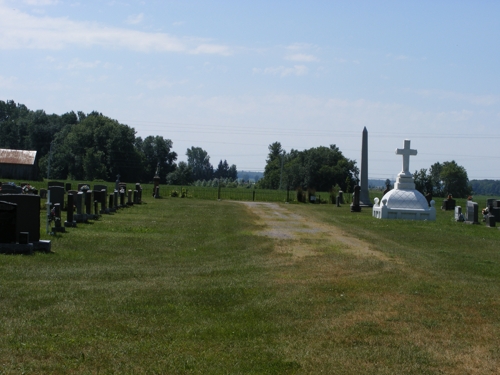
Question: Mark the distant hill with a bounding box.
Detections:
[368,179,394,189]
[238,171,263,182]
[470,180,500,196]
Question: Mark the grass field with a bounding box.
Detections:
[1,192,499,374]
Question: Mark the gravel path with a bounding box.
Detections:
[236,201,389,260]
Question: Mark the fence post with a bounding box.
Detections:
[253,190,255,201]
[218,185,221,200]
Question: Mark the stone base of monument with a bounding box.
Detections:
[0,243,34,255]
[0,240,51,254]
[52,226,66,233]
[64,220,77,227]
[373,189,436,221]
[350,204,361,212]
[33,240,51,253]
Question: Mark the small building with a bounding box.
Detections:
[0,149,40,181]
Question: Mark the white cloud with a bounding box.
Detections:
[126,13,144,25]
[259,65,309,77]
[135,78,187,90]
[286,53,318,62]
[412,88,499,107]
[286,43,313,51]
[190,44,232,56]
[23,0,59,5]
[57,58,101,70]
[0,5,231,55]
[0,75,18,88]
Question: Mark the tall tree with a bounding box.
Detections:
[138,136,177,182]
[260,142,284,189]
[186,147,213,181]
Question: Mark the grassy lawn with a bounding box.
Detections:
[1,194,499,374]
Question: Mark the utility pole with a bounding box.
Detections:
[47,141,54,180]
[279,151,285,190]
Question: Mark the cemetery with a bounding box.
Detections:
[0,129,498,375]
[1,170,499,373]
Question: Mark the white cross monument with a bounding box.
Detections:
[372,139,436,221]
[394,140,417,190]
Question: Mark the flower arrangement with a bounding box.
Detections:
[79,185,90,191]
[22,184,37,194]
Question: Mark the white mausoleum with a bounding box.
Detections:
[373,140,436,221]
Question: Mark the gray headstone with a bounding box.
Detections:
[0,201,17,243]
[0,194,40,242]
[465,200,479,224]
[350,185,361,212]
[49,186,65,210]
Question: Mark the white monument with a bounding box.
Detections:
[372,140,436,221]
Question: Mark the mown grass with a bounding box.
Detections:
[1,192,500,374]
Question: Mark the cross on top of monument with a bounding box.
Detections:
[396,140,417,177]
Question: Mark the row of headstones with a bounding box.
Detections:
[0,182,143,255]
[42,182,143,212]
[454,199,500,227]
[49,183,143,231]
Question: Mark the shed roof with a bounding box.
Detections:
[0,149,37,165]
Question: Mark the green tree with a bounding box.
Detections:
[138,136,177,182]
[413,168,433,195]
[440,160,472,198]
[259,142,284,189]
[186,147,213,181]
[166,161,192,185]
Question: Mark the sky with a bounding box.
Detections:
[1,0,499,180]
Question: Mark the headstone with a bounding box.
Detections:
[486,198,500,222]
[120,189,125,207]
[465,200,479,224]
[48,186,65,210]
[65,183,72,192]
[0,194,49,251]
[127,189,133,206]
[52,203,65,233]
[65,193,76,227]
[114,190,119,209]
[109,193,116,213]
[338,190,344,204]
[74,192,86,223]
[336,196,340,207]
[1,183,22,194]
[486,214,496,228]
[135,183,142,203]
[48,181,64,188]
[0,201,17,243]
[442,196,456,211]
[454,206,464,222]
[39,188,48,199]
[350,185,361,212]
[0,201,34,254]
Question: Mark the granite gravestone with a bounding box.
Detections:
[1,183,22,194]
[442,195,456,211]
[350,185,362,212]
[65,193,76,227]
[0,194,50,252]
[0,201,17,243]
[465,200,479,224]
[49,186,65,210]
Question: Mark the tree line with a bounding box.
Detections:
[413,161,472,198]
[258,142,359,192]
[0,100,237,184]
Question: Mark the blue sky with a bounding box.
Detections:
[1,0,499,180]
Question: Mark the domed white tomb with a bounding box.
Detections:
[373,140,436,221]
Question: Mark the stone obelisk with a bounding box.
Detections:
[359,127,372,207]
